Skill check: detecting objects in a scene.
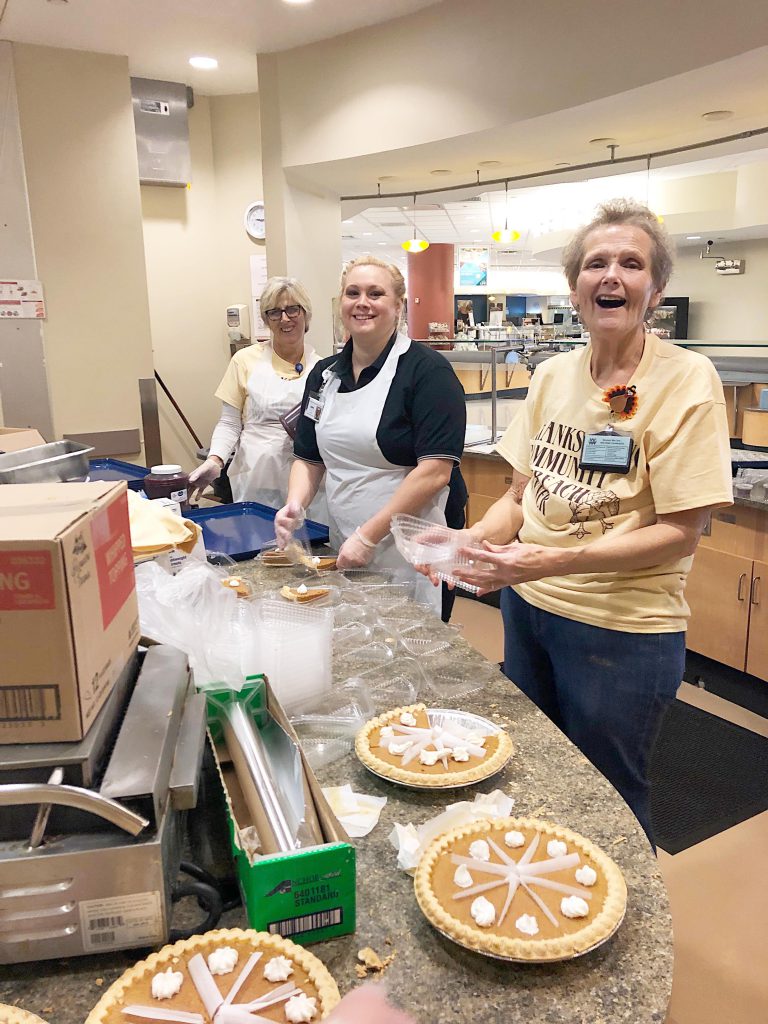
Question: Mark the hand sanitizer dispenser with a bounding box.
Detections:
[226,304,251,342]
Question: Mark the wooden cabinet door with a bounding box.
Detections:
[685,547,751,670]
[746,559,768,682]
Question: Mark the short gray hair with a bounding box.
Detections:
[259,277,313,327]
[562,199,675,293]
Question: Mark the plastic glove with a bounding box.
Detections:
[274,500,306,548]
[327,984,416,1024]
[188,457,222,501]
[414,527,483,586]
[336,528,376,569]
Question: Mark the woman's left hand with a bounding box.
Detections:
[452,541,556,595]
[336,529,376,569]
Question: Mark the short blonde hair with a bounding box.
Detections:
[562,198,674,292]
[259,277,313,327]
[339,256,406,304]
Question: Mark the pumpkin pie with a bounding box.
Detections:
[355,704,513,787]
[0,1009,49,1024]
[280,585,331,604]
[414,817,627,961]
[220,575,251,597]
[85,927,340,1023]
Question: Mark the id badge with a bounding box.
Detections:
[579,427,632,474]
[304,392,324,423]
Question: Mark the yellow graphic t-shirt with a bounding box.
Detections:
[215,344,304,411]
[495,334,733,633]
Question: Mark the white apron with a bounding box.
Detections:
[229,343,326,522]
[315,333,447,612]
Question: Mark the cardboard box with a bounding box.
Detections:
[205,678,356,944]
[0,427,47,455]
[0,481,140,743]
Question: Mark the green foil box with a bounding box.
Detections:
[205,676,356,945]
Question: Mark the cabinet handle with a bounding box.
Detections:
[751,575,761,606]
[737,572,747,601]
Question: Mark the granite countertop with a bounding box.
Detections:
[0,560,672,1024]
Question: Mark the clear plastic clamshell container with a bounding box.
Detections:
[290,679,376,768]
[390,513,483,594]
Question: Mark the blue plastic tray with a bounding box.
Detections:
[89,458,148,491]
[186,501,329,561]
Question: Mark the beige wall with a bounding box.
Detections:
[12,43,154,453]
[141,92,264,470]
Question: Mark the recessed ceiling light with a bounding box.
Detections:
[362,232,373,236]
[588,137,618,146]
[378,175,397,182]
[282,0,314,5]
[701,110,734,121]
[686,235,702,240]
[478,160,501,167]
[555,162,572,167]
[342,219,354,224]
[430,169,452,176]
[189,56,218,69]
[378,242,387,246]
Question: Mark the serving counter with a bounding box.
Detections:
[0,559,672,1024]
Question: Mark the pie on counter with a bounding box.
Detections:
[85,927,340,1024]
[414,817,627,961]
[220,575,251,597]
[0,1008,49,1024]
[280,585,331,604]
[355,704,513,787]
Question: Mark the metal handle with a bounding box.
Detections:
[737,572,747,601]
[0,783,148,836]
[751,575,761,606]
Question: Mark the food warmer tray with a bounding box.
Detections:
[187,501,329,560]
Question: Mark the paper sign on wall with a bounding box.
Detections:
[249,253,270,339]
[0,280,46,319]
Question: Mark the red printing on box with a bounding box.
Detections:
[92,496,135,629]
[0,550,55,611]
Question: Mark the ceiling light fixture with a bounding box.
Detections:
[701,110,734,121]
[282,0,314,5]
[588,137,618,145]
[430,169,452,176]
[189,56,218,69]
[402,193,429,253]
[686,235,702,240]
[478,160,501,167]
[491,180,520,244]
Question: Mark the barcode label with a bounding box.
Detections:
[0,685,60,722]
[79,892,163,952]
[269,908,342,937]
[89,915,125,930]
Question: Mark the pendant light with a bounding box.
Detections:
[402,193,429,252]
[491,180,520,244]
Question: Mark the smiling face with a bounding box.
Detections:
[267,290,306,353]
[340,265,402,346]
[571,224,662,342]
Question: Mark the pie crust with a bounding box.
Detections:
[0,1008,49,1024]
[355,704,513,787]
[84,927,340,1023]
[414,817,627,961]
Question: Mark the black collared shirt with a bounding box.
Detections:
[294,333,466,469]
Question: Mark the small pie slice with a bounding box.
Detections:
[84,927,340,1023]
[355,703,513,787]
[260,549,294,567]
[280,585,331,604]
[220,575,251,597]
[415,817,627,961]
[0,1008,50,1024]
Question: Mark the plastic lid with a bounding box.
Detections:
[150,464,183,474]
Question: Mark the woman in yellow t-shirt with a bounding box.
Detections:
[189,277,323,515]
[451,199,733,845]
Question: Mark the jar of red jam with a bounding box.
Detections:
[143,464,189,510]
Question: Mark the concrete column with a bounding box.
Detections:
[406,243,455,340]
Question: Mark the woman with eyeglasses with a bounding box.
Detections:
[189,277,323,511]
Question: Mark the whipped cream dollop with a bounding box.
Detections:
[504,830,525,848]
[453,864,474,888]
[311,556,320,565]
[380,725,394,740]
[467,732,486,747]
[151,967,184,1000]
[575,865,597,887]
[399,711,417,726]
[546,839,568,858]
[515,914,539,936]
[297,583,308,595]
[285,992,317,1022]
[263,955,294,982]
[390,741,411,755]
[468,839,491,861]
[419,749,439,766]
[206,946,238,976]
[560,896,590,918]
[452,747,469,762]
[470,895,496,927]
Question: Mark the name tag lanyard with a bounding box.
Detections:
[304,365,338,423]
[579,384,638,474]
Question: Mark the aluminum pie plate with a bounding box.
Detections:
[359,708,511,790]
[425,904,627,963]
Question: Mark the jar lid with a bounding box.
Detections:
[150,464,183,474]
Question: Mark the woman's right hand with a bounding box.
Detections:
[274,500,306,548]
[188,457,222,501]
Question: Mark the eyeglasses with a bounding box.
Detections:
[265,304,303,322]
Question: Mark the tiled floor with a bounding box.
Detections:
[451,596,768,1024]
